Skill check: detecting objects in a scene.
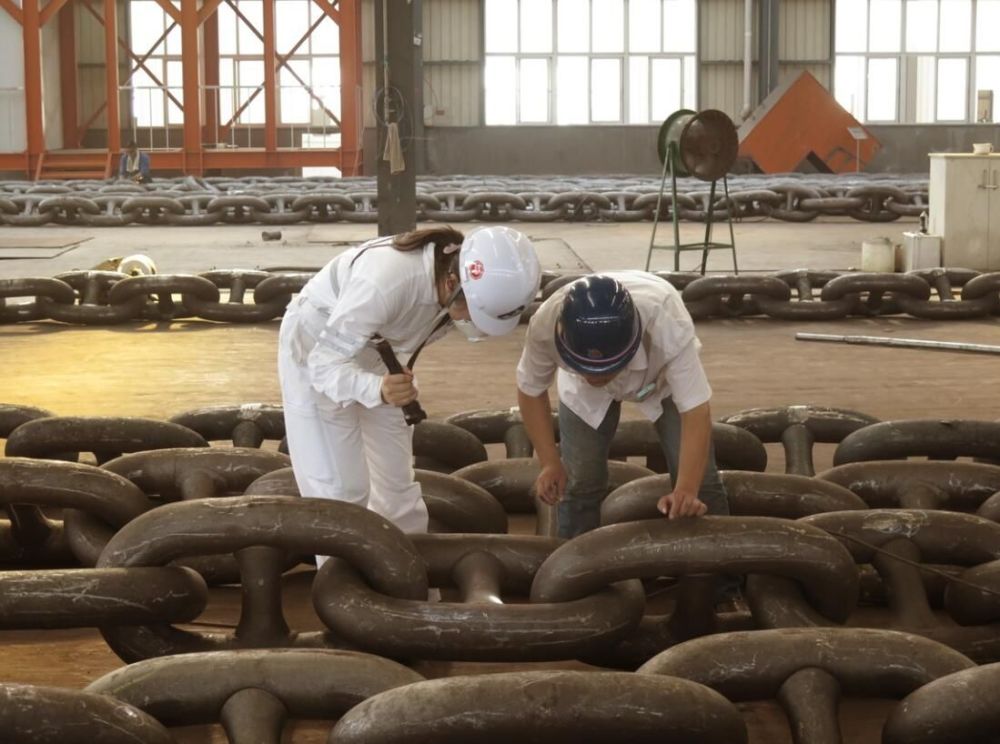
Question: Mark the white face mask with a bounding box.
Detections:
[453,318,486,342]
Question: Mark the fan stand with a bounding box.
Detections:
[644,141,738,276]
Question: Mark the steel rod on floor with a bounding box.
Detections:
[795,333,1000,355]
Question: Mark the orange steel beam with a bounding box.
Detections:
[311,0,340,24]
[103,0,120,152]
[263,0,277,151]
[197,0,223,25]
[203,7,219,143]
[59,0,79,147]
[0,0,23,24]
[22,0,43,173]
[338,0,361,174]
[151,148,344,170]
[180,0,202,173]
[150,0,180,22]
[40,0,72,26]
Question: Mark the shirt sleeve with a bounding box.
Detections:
[664,339,712,413]
[306,277,399,408]
[516,310,559,397]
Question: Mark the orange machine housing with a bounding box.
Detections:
[738,71,881,173]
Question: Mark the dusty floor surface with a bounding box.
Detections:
[0,216,997,742]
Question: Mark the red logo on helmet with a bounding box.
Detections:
[469,260,485,280]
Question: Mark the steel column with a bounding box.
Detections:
[59,1,79,148]
[103,0,120,152]
[22,0,43,174]
[180,0,202,173]
[203,7,219,146]
[338,0,361,175]
[374,0,418,235]
[262,0,277,152]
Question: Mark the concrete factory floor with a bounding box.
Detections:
[1,216,998,743]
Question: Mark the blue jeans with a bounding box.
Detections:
[557,397,730,539]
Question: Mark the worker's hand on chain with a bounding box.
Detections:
[534,461,568,505]
[657,490,708,519]
[380,369,418,407]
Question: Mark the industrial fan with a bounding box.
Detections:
[646,109,739,275]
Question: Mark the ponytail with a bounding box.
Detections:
[393,226,465,283]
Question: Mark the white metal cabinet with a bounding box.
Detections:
[928,153,1000,270]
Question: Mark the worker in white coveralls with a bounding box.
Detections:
[278,226,541,563]
[516,272,730,539]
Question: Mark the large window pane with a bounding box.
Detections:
[938,0,970,52]
[130,1,165,52]
[976,0,1000,52]
[835,54,866,118]
[520,0,552,53]
[629,0,660,53]
[904,0,936,52]
[683,55,697,109]
[218,4,238,56]
[628,55,649,123]
[976,56,1000,122]
[591,58,621,121]
[592,0,624,53]
[238,60,265,123]
[662,0,696,53]
[280,61,311,124]
[520,58,550,122]
[558,0,590,52]
[311,13,340,54]
[914,55,936,122]
[237,1,264,55]
[836,0,867,53]
[485,56,517,124]
[650,57,681,121]
[868,0,900,52]
[166,61,182,125]
[867,57,898,120]
[556,56,589,123]
[936,58,967,120]
[276,0,309,54]
[485,0,517,53]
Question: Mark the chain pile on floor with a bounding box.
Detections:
[3,266,999,325]
[0,174,930,226]
[1,401,1000,742]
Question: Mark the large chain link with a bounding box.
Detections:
[3,266,999,326]
[0,174,932,225]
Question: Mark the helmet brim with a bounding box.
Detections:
[554,314,642,375]
[467,303,520,336]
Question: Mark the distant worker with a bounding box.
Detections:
[119,142,151,184]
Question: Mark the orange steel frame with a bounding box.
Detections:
[0,0,362,177]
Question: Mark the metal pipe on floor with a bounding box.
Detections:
[796,333,1000,355]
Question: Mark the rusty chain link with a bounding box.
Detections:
[4,399,1000,741]
[0,174,932,225]
[3,267,998,326]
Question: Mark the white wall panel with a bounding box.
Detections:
[779,0,830,61]
[0,0,26,151]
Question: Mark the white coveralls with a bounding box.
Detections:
[277,237,449,539]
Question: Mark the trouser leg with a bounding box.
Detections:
[361,403,429,534]
[557,401,620,539]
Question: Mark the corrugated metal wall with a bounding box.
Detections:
[76,0,128,131]
[361,0,479,128]
[700,0,832,119]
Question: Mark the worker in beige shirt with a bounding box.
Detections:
[516,272,730,538]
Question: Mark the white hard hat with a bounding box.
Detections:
[459,226,541,336]
[118,254,157,276]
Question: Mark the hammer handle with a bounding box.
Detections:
[374,338,427,426]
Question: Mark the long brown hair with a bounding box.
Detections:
[393,226,465,281]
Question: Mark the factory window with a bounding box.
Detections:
[484,0,697,125]
[216,0,340,127]
[127,1,183,128]
[835,0,1000,123]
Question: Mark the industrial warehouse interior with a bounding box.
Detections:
[2,0,1000,742]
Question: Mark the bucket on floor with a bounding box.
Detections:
[861,237,895,273]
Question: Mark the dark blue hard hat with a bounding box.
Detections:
[555,275,642,375]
